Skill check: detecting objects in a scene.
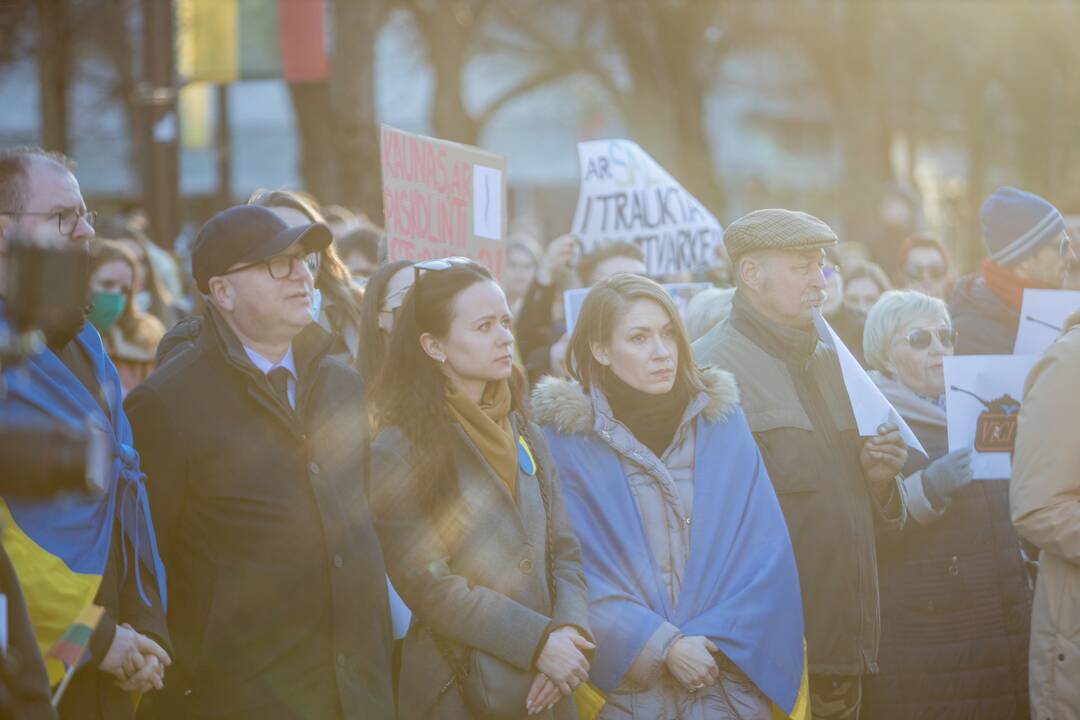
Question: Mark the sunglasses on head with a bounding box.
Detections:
[902,327,957,350]
[413,256,477,282]
[904,263,946,281]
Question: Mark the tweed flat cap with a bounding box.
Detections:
[722,209,838,260]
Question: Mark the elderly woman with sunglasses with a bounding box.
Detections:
[860,290,1033,720]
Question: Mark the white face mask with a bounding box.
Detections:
[310,288,323,321]
[135,291,152,312]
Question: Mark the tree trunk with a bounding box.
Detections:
[330,0,383,220]
[416,4,479,145]
[288,81,337,204]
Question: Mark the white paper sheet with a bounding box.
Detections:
[472,165,503,240]
[813,313,927,458]
[943,354,1039,479]
[1012,289,1080,356]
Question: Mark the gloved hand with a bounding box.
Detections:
[921,447,974,508]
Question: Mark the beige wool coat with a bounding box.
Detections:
[1012,317,1080,720]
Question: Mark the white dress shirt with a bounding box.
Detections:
[244,344,298,409]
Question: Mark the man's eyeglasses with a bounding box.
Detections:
[223,251,320,280]
[0,208,97,236]
[822,264,840,280]
[904,263,946,281]
[901,327,957,350]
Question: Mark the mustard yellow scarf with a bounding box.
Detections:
[445,379,517,495]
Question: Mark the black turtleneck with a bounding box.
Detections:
[601,367,689,459]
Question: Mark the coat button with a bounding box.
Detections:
[309,462,320,475]
[1059,653,1066,662]
[333,554,344,568]
[684,516,691,526]
[519,558,534,575]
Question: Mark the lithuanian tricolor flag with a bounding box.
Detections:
[47,604,105,672]
[177,0,330,84]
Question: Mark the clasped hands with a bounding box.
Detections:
[98,623,172,693]
[526,626,595,715]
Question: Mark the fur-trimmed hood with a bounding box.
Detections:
[532,367,740,435]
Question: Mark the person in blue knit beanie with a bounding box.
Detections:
[948,187,1075,355]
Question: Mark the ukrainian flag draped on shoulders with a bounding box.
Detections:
[0,312,167,684]
[542,392,809,719]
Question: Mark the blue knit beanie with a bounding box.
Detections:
[980,187,1066,266]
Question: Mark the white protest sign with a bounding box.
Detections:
[563,282,714,336]
[813,312,927,458]
[944,355,1039,479]
[571,140,722,277]
[1013,289,1080,356]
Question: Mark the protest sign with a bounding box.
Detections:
[944,355,1039,479]
[571,140,723,277]
[380,125,507,278]
[1013,289,1080,356]
[813,313,926,457]
[563,282,713,336]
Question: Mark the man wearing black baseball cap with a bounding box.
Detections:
[126,206,395,719]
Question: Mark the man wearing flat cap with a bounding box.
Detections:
[694,209,908,720]
[125,206,394,720]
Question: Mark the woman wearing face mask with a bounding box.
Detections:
[860,290,1032,720]
[369,258,594,719]
[532,274,807,720]
[88,240,165,394]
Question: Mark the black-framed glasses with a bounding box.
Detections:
[902,327,957,350]
[413,256,475,282]
[904,262,947,281]
[223,251,320,280]
[0,208,97,236]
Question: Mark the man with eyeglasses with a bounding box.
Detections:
[694,209,908,720]
[125,206,394,720]
[0,147,172,720]
[949,187,1076,356]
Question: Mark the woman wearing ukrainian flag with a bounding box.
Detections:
[534,274,809,720]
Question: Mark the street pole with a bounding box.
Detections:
[37,0,69,155]
[137,0,180,250]
[216,84,232,211]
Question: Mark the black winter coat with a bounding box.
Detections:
[126,309,394,720]
[862,406,1032,719]
[948,275,1020,355]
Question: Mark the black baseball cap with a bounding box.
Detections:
[191,205,333,293]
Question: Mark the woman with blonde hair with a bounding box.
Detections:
[861,290,1031,719]
[533,273,806,720]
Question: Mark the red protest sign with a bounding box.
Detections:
[380,125,507,279]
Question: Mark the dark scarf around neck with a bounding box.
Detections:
[730,291,819,364]
[601,367,689,459]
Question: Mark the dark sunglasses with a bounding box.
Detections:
[904,263,946,281]
[413,256,476,282]
[902,327,957,350]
